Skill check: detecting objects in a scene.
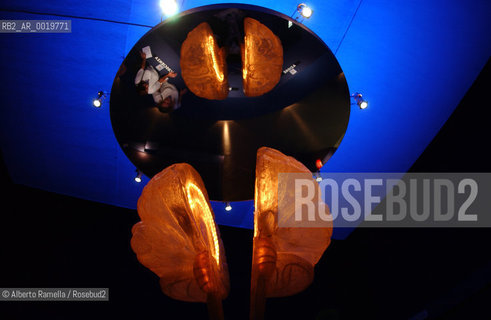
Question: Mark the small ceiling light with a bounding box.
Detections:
[299,4,313,18]
[351,92,368,109]
[297,3,313,19]
[93,91,106,108]
[134,170,142,183]
[314,172,323,182]
[225,202,232,211]
[159,0,178,17]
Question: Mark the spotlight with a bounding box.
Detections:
[134,170,142,183]
[93,91,106,108]
[315,159,323,170]
[225,202,232,211]
[297,3,313,19]
[315,172,323,182]
[159,0,178,17]
[351,92,368,109]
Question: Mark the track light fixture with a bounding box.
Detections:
[93,91,107,108]
[291,3,313,23]
[225,202,232,211]
[297,3,313,19]
[134,170,142,183]
[159,0,179,17]
[351,92,368,109]
[314,172,323,182]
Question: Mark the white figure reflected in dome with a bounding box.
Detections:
[134,49,188,113]
[135,50,160,96]
[153,74,188,113]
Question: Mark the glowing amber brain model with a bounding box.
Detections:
[131,163,229,306]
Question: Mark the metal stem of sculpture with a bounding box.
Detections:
[131,163,229,320]
[250,147,333,320]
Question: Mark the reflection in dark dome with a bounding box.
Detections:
[241,17,283,97]
[110,4,350,201]
[180,16,283,100]
[180,22,229,100]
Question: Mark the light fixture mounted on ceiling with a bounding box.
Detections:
[92,91,106,108]
[159,0,179,17]
[290,3,313,24]
[351,92,368,109]
[225,202,232,211]
[297,3,313,19]
[134,170,142,183]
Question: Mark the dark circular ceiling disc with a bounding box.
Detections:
[110,4,350,201]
